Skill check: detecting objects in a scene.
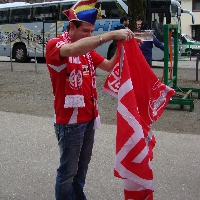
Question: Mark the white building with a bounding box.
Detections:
[180,0,200,41]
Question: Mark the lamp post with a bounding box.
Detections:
[34,26,38,73]
[10,32,13,72]
[196,53,199,82]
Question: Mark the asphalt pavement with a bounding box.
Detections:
[0,56,200,200]
[152,55,199,69]
[0,111,200,200]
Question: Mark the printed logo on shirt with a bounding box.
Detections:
[67,69,82,89]
[82,65,89,76]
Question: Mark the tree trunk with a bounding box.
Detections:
[127,0,145,31]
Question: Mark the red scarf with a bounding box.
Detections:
[63,32,100,127]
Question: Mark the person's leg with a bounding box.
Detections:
[146,60,152,68]
[54,121,93,200]
[72,120,95,200]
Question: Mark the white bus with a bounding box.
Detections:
[0,0,195,63]
[0,0,75,62]
[0,0,127,62]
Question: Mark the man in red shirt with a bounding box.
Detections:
[46,1,142,199]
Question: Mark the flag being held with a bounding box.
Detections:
[103,39,175,200]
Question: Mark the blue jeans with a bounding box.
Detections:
[54,120,95,200]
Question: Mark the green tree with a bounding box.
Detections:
[127,0,145,31]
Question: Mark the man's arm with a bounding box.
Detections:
[114,25,125,30]
[60,29,137,57]
[153,36,164,51]
[97,47,119,72]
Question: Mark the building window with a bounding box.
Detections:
[193,0,200,11]
[192,25,200,41]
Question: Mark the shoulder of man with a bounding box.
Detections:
[46,35,65,49]
[114,25,125,30]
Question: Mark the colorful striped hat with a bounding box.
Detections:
[63,0,99,25]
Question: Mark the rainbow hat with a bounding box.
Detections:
[63,0,99,25]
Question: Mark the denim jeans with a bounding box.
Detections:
[54,120,95,200]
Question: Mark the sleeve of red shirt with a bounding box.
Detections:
[45,37,67,65]
[90,50,105,69]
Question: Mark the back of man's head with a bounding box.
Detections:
[120,16,128,24]
[141,20,149,30]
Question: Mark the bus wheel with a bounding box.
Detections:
[186,49,193,56]
[13,45,28,63]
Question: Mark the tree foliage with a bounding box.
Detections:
[127,0,145,31]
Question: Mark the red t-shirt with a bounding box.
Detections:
[46,36,104,124]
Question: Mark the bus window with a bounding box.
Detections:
[33,5,58,21]
[96,1,126,18]
[10,7,31,23]
[0,10,8,24]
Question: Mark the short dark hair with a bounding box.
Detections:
[67,20,83,31]
[120,16,128,24]
[141,20,149,30]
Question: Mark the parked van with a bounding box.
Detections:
[181,34,200,56]
[152,37,182,61]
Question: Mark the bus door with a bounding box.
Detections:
[42,21,57,57]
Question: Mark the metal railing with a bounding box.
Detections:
[196,53,199,81]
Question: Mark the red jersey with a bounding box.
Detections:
[46,35,104,124]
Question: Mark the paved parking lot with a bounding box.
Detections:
[0,112,200,200]
[0,56,200,199]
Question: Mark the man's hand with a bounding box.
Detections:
[134,37,143,45]
[113,29,143,44]
[113,29,133,41]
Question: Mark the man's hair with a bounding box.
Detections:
[141,20,149,30]
[67,20,83,31]
[136,20,142,24]
[120,16,128,24]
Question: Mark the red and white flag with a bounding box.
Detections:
[103,39,175,200]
